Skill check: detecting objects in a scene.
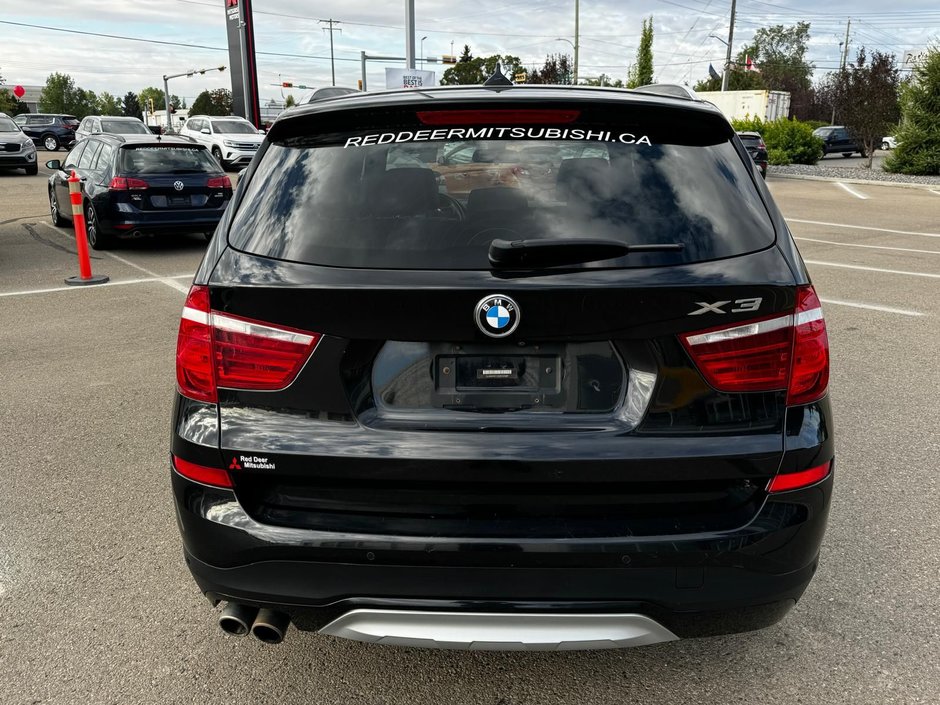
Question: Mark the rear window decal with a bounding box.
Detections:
[344,128,652,148]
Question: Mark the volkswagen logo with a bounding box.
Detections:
[173,181,185,191]
[474,294,520,338]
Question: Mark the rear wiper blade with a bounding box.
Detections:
[488,238,684,268]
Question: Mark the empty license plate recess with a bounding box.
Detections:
[433,344,564,410]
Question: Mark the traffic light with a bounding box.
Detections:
[282,81,293,88]
[357,79,363,91]
[441,55,457,64]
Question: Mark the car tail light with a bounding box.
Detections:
[680,285,829,404]
[109,176,148,190]
[417,109,580,125]
[172,455,233,488]
[207,176,232,189]
[758,140,767,150]
[768,461,831,493]
[176,285,321,403]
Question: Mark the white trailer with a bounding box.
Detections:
[697,90,791,122]
[142,109,190,133]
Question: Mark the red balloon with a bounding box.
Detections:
[13,85,25,98]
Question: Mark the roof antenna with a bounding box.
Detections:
[484,63,513,86]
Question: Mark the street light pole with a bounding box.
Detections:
[420,36,427,69]
[162,66,226,134]
[405,0,416,69]
[721,0,737,91]
[573,0,580,85]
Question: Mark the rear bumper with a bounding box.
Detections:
[101,204,228,235]
[173,469,833,638]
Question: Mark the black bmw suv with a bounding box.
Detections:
[172,80,833,650]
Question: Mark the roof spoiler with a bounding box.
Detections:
[632,84,699,101]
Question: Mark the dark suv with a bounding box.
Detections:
[46,134,232,249]
[171,81,833,650]
[14,113,79,151]
[813,125,865,158]
[737,131,768,177]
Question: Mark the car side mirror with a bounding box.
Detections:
[46,159,62,170]
[201,128,211,135]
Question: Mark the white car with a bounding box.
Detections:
[74,115,151,142]
[881,136,898,150]
[180,115,264,169]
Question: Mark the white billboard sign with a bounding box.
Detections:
[385,68,436,89]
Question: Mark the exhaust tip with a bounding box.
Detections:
[251,608,290,644]
[218,602,258,637]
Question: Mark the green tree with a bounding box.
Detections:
[0,89,16,114]
[121,91,141,118]
[72,88,98,119]
[284,94,297,108]
[97,91,121,116]
[138,87,181,115]
[527,53,574,85]
[627,17,654,88]
[740,23,814,115]
[829,49,900,168]
[39,72,79,114]
[886,49,940,176]
[190,88,233,116]
[441,45,485,85]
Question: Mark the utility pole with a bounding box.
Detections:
[319,19,342,87]
[840,18,852,70]
[405,0,416,69]
[720,0,737,91]
[573,0,580,84]
[832,18,851,124]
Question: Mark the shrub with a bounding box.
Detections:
[731,116,824,165]
[731,116,765,133]
[768,148,791,166]
[763,119,824,164]
[885,49,940,176]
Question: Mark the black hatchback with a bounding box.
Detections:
[171,81,833,650]
[46,134,232,249]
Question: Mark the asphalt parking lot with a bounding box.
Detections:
[1,157,938,704]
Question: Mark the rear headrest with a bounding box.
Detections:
[366,168,437,217]
[556,157,610,201]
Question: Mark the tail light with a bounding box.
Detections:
[768,461,831,493]
[176,285,321,403]
[207,175,232,189]
[758,139,767,150]
[680,285,829,405]
[109,176,148,190]
[172,455,233,489]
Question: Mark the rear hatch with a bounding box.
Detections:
[190,96,812,540]
[118,144,230,210]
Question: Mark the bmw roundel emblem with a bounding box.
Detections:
[474,294,521,338]
[173,180,185,191]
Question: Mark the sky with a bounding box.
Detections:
[1,0,938,105]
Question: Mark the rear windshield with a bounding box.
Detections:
[61,117,80,126]
[102,119,150,134]
[120,146,218,174]
[212,120,257,135]
[230,105,775,270]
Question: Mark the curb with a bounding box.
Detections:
[766,172,940,191]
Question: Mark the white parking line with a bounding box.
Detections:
[37,221,191,293]
[819,298,924,317]
[787,218,940,239]
[795,237,940,256]
[0,275,193,299]
[836,182,869,200]
[930,190,940,196]
[804,260,940,279]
